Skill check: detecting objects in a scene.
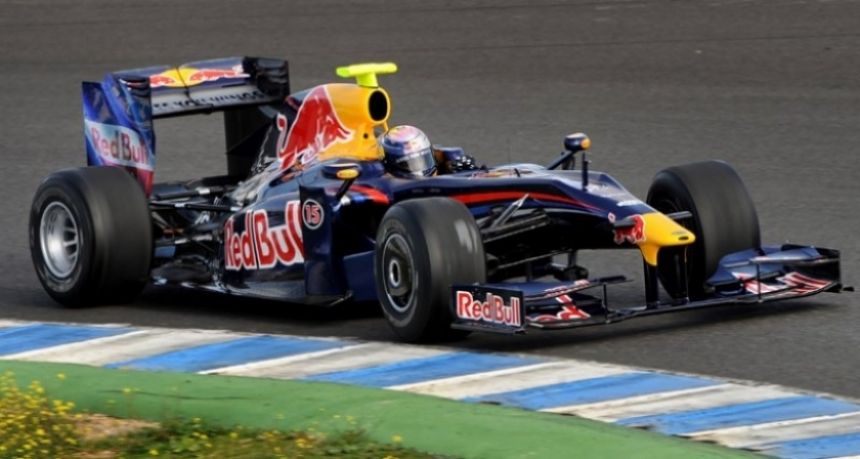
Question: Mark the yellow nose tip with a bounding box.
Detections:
[637,212,696,266]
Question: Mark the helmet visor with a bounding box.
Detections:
[392,148,436,177]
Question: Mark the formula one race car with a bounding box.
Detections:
[29,57,849,341]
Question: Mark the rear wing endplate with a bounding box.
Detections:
[82,57,289,193]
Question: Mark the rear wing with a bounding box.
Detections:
[114,57,289,118]
[82,56,289,193]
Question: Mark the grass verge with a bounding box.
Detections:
[0,360,760,459]
[83,417,442,458]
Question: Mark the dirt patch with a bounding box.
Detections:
[76,413,159,442]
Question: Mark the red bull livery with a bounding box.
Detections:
[29,58,850,343]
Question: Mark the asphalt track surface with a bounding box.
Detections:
[1,0,858,398]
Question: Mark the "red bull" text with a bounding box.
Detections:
[85,120,151,170]
[224,201,304,271]
[456,291,522,327]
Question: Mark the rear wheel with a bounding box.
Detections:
[375,198,485,342]
[30,167,153,306]
[646,160,760,298]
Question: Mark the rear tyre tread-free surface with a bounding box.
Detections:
[29,166,153,307]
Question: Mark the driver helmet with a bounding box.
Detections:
[380,125,436,178]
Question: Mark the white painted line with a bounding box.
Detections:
[831,456,860,459]
[250,343,445,380]
[389,362,561,391]
[0,320,24,328]
[0,329,152,361]
[396,360,628,399]
[4,329,243,366]
[202,343,373,376]
[552,384,793,422]
[689,411,860,448]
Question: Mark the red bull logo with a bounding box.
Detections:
[224,201,304,271]
[278,86,353,170]
[529,295,590,323]
[149,73,180,88]
[85,120,152,171]
[455,291,522,327]
[610,213,646,245]
[185,66,248,84]
[149,65,248,89]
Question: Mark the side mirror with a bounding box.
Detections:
[564,132,591,153]
[547,132,591,171]
[323,163,361,201]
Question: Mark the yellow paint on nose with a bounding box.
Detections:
[637,212,696,266]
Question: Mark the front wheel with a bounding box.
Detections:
[647,160,760,299]
[375,198,486,342]
[29,167,153,306]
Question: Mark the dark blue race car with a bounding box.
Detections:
[29,58,849,342]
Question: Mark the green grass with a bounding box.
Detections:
[0,361,760,459]
[85,418,445,459]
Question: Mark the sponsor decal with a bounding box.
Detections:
[149,65,249,89]
[541,280,590,294]
[529,295,591,323]
[224,200,304,271]
[275,112,289,161]
[733,271,831,296]
[609,212,646,245]
[455,290,522,328]
[84,120,152,171]
[149,73,179,88]
[279,86,353,170]
[185,66,248,85]
[302,199,324,230]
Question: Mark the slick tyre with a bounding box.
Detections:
[375,198,485,342]
[646,160,760,299]
[29,167,153,306]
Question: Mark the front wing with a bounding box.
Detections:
[451,244,847,334]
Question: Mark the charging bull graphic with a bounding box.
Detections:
[610,213,646,245]
[278,86,353,170]
[148,65,249,89]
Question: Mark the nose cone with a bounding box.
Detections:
[637,212,696,266]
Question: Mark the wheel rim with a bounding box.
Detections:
[39,201,80,278]
[381,233,416,313]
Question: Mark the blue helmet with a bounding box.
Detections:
[380,125,436,178]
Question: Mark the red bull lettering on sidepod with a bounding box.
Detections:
[456,290,522,327]
[278,86,353,170]
[224,201,305,271]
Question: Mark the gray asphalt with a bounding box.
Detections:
[1,0,858,397]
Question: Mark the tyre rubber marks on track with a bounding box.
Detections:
[0,321,859,459]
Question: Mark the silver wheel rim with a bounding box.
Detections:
[382,233,416,313]
[39,201,80,278]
